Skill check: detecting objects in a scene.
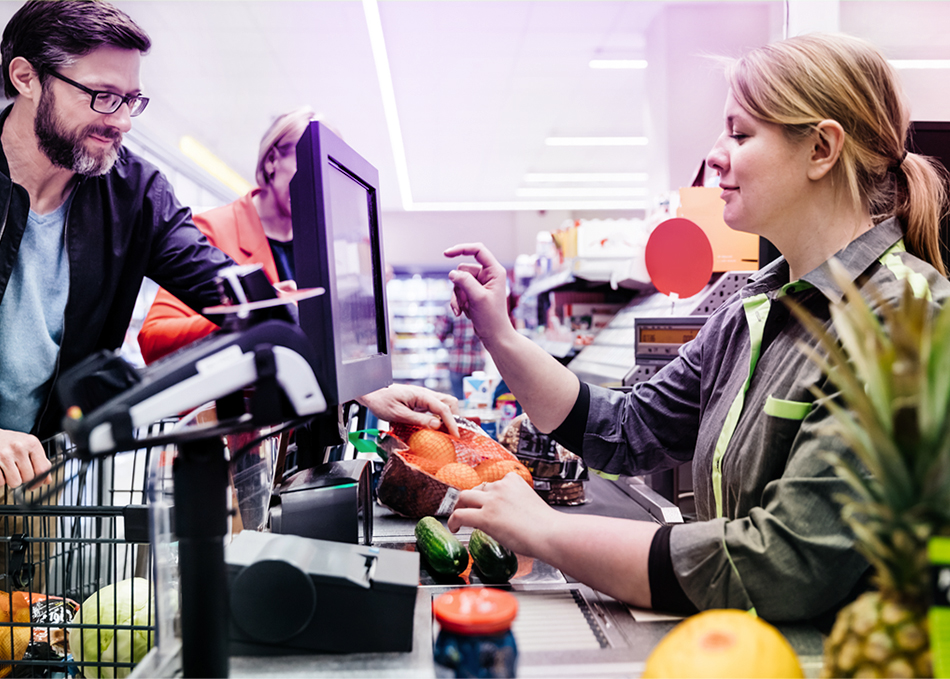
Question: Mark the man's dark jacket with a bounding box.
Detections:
[0,106,234,439]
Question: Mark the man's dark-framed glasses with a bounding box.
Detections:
[46,70,149,117]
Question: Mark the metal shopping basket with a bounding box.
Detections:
[0,421,175,679]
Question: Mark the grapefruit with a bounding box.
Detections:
[642,609,804,678]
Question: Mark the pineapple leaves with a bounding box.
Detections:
[788,258,950,597]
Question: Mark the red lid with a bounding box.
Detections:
[433,588,518,636]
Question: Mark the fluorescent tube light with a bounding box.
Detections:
[363,0,414,209]
[889,60,950,69]
[589,59,647,69]
[546,137,648,146]
[516,187,647,198]
[524,172,648,183]
[179,136,252,196]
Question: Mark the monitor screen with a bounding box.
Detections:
[326,160,382,364]
[291,121,392,409]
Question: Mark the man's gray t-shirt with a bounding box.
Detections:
[0,195,71,433]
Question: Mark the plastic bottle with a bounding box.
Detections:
[432,587,518,678]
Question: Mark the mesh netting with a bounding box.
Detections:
[376,418,528,518]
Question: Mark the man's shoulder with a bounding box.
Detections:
[112,144,164,183]
[81,144,177,210]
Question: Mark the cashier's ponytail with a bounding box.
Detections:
[727,33,949,276]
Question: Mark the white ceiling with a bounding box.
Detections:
[0,0,949,217]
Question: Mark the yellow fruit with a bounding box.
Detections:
[642,609,804,679]
[408,429,457,467]
[821,591,931,678]
[435,463,482,490]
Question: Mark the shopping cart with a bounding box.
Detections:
[0,420,175,678]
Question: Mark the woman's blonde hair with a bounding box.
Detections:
[727,33,949,275]
[255,106,318,188]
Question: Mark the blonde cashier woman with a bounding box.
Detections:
[444,33,950,626]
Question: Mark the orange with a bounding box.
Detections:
[435,462,482,490]
[408,429,457,467]
[397,451,443,475]
[474,459,532,485]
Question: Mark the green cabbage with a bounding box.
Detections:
[68,577,155,679]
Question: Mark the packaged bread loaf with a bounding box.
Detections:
[499,413,588,505]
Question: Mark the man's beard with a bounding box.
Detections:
[34,87,122,176]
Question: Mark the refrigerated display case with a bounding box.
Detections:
[387,273,453,393]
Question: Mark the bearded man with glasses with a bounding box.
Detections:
[0,0,235,488]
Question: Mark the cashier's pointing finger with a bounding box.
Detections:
[444,243,511,345]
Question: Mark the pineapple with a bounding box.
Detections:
[789,261,950,679]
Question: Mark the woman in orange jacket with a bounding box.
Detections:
[138,107,458,434]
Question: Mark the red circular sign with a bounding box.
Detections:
[645,218,714,298]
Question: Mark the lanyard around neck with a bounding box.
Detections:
[711,293,770,518]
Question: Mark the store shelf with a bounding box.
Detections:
[566,271,752,387]
[532,337,576,359]
[390,336,444,350]
[387,273,454,393]
[522,257,652,299]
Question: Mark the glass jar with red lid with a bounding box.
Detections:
[432,587,519,678]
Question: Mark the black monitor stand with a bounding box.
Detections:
[174,435,231,677]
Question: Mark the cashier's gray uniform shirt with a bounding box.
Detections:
[567,217,950,621]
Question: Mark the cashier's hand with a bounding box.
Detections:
[357,385,460,438]
[448,473,557,557]
[444,243,512,345]
[0,429,52,488]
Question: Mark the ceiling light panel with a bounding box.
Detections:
[889,59,950,69]
[546,137,648,146]
[412,200,648,212]
[516,187,647,197]
[524,172,648,183]
[589,59,647,69]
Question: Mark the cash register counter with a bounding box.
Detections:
[135,473,825,678]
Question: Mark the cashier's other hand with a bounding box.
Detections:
[448,473,555,557]
[0,429,52,488]
[358,385,460,438]
[443,243,511,343]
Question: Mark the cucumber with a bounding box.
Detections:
[415,516,469,576]
[469,529,519,583]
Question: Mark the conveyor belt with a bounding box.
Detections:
[509,589,608,651]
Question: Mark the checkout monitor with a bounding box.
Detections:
[290,120,393,434]
[907,121,950,273]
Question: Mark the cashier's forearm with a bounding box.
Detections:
[527,512,658,608]
[481,328,580,433]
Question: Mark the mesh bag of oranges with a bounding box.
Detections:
[376,417,533,519]
[0,591,80,677]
